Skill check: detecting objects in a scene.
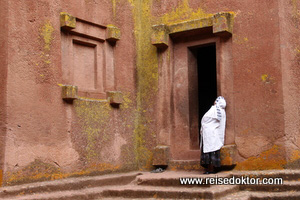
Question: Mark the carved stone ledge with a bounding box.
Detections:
[220,144,237,166]
[106,25,121,43]
[151,12,234,48]
[61,85,78,101]
[151,24,169,49]
[107,91,123,105]
[213,12,234,37]
[153,145,170,166]
[60,12,76,30]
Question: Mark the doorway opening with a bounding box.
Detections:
[189,43,218,150]
[197,44,217,121]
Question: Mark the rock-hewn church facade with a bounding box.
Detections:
[0,0,299,185]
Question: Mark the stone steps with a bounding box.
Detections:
[0,172,140,199]
[220,191,300,200]
[219,169,300,200]
[230,169,300,181]
[0,170,299,199]
[135,171,232,187]
[101,184,239,199]
[240,180,300,192]
[3,186,110,200]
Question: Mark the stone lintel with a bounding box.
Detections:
[151,24,169,49]
[213,12,234,37]
[61,85,78,100]
[60,12,76,30]
[220,144,237,166]
[107,91,123,105]
[168,18,213,35]
[151,12,234,47]
[153,145,170,166]
[106,25,121,43]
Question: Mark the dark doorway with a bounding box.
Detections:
[197,44,217,121]
[188,43,217,150]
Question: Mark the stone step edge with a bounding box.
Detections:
[101,184,239,199]
[219,191,300,200]
[137,178,298,188]
[3,185,300,200]
[1,185,113,200]
[0,171,141,198]
[240,180,300,191]
[2,184,238,200]
[229,169,300,181]
[250,191,300,200]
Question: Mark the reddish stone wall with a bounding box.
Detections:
[2,0,139,186]
[278,0,300,169]
[150,0,299,170]
[0,0,9,186]
[0,0,299,186]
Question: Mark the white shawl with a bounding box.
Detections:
[200,96,226,153]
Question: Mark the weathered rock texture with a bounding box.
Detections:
[0,0,299,186]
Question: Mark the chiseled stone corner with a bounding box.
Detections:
[60,12,76,30]
[151,24,169,49]
[213,12,234,37]
[220,144,237,166]
[61,85,78,100]
[106,25,121,42]
[107,91,123,105]
[153,145,170,166]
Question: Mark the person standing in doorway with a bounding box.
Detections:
[200,96,226,174]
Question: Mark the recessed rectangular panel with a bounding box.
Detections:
[73,41,96,91]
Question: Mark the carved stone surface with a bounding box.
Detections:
[60,12,76,30]
[61,13,120,99]
[213,12,234,37]
[61,85,78,100]
[151,12,234,49]
[220,144,237,166]
[107,91,123,105]
[151,24,169,48]
[106,25,121,42]
[153,145,170,166]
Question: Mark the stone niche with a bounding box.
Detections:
[60,12,120,100]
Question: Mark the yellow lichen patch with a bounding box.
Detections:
[128,0,158,170]
[221,150,233,165]
[261,74,269,82]
[4,160,121,186]
[111,0,117,18]
[233,35,255,49]
[5,159,61,185]
[120,92,134,110]
[292,0,300,18]
[74,99,112,162]
[78,96,107,102]
[40,21,54,51]
[290,150,300,162]
[158,0,213,25]
[127,0,134,7]
[261,74,275,84]
[0,169,3,186]
[235,145,286,170]
[60,12,76,29]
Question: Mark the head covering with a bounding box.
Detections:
[215,96,226,121]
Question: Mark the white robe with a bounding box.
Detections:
[200,102,226,153]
